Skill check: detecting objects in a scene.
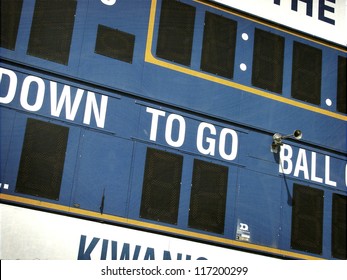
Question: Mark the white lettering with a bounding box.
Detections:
[0,68,109,129]
[279,145,342,187]
[0,68,17,104]
[83,91,108,128]
[279,144,293,174]
[219,128,238,161]
[165,114,186,147]
[146,107,166,141]
[324,155,336,187]
[197,122,216,156]
[293,148,309,179]
[50,82,84,121]
[20,75,45,111]
[146,108,239,161]
[274,0,335,24]
[311,152,323,183]
[196,123,238,160]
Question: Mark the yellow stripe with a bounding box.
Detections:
[145,0,347,122]
[0,193,324,260]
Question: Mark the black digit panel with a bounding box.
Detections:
[0,0,23,50]
[156,0,196,66]
[27,0,77,65]
[16,119,69,200]
[188,159,228,234]
[140,148,183,225]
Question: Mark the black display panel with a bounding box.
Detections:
[27,0,77,65]
[291,41,322,105]
[332,194,346,259]
[188,159,228,234]
[200,11,237,79]
[140,148,183,225]
[0,0,23,50]
[156,0,196,66]
[16,119,69,200]
[291,184,323,254]
[337,56,346,114]
[95,25,135,64]
[252,28,284,93]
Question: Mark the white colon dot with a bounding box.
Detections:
[240,63,247,71]
[325,98,332,106]
[242,33,249,41]
[101,0,116,5]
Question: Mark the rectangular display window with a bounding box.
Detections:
[200,11,237,79]
[0,0,23,50]
[95,25,135,64]
[140,148,183,225]
[16,119,69,200]
[27,0,77,65]
[156,0,195,66]
[336,56,346,114]
[291,184,323,254]
[188,159,228,234]
[332,193,346,259]
[252,28,284,93]
[291,41,322,105]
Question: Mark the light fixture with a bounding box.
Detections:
[271,130,302,153]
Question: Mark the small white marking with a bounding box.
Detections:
[101,0,116,5]
[240,63,247,71]
[242,33,249,41]
[325,98,332,106]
